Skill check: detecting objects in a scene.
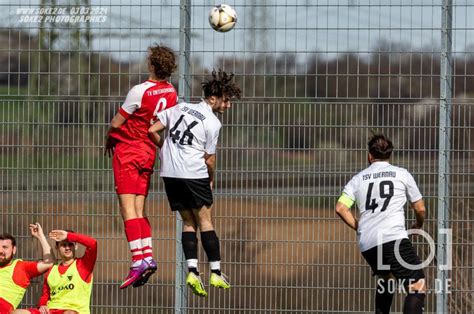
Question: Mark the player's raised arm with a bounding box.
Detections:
[29,223,54,273]
[55,230,98,276]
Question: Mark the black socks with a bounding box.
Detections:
[374,279,425,314]
[181,232,198,260]
[403,292,425,314]
[182,230,222,275]
[375,279,394,314]
[201,230,221,262]
[182,231,198,274]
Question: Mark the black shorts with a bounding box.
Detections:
[162,177,213,211]
[361,238,425,285]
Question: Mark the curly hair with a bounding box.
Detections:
[368,134,393,160]
[148,44,177,79]
[202,69,241,99]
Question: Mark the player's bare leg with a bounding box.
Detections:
[180,210,198,232]
[134,195,146,218]
[403,278,425,314]
[118,194,139,220]
[408,278,426,292]
[192,205,214,232]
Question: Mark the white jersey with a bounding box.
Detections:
[157,101,222,178]
[342,161,422,252]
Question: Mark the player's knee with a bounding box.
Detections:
[408,278,426,293]
[120,208,137,220]
[195,211,213,230]
[180,214,198,230]
[183,223,197,232]
[198,219,214,231]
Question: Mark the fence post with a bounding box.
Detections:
[438,0,452,313]
[176,0,191,313]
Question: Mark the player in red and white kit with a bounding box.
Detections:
[105,44,178,289]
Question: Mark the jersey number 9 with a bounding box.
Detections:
[365,180,394,213]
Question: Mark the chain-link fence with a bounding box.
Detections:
[1,0,473,313]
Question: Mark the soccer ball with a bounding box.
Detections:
[208,4,237,33]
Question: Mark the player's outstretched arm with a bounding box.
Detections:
[204,153,216,189]
[148,120,166,147]
[335,201,358,231]
[29,223,55,273]
[104,112,127,157]
[410,199,426,229]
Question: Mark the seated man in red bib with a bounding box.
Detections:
[0,223,54,314]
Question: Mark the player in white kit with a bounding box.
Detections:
[335,134,426,314]
[148,69,241,297]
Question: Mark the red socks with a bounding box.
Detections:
[139,217,153,259]
[124,218,143,262]
[124,217,154,262]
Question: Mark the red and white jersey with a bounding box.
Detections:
[110,80,178,153]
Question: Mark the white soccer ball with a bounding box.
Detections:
[208,4,237,33]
